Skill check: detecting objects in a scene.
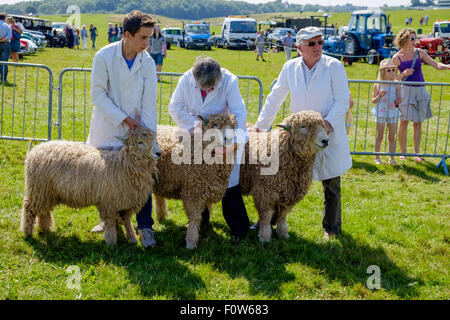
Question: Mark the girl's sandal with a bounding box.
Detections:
[414,157,425,162]
[388,159,397,165]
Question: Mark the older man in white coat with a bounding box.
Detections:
[87,10,159,248]
[250,27,352,240]
[168,56,250,240]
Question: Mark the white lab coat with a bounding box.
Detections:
[168,68,248,188]
[87,40,157,149]
[255,55,352,181]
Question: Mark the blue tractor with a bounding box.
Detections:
[323,10,397,65]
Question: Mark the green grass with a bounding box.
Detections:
[0,10,449,300]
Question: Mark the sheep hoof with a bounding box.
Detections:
[258,235,272,243]
[186,241,197,250]
[275,229,289,239]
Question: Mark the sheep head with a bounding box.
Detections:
[197,113,238,147]
[276,111,329,157]
[116,127,162,161]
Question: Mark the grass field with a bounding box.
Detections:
[0,9,449,300]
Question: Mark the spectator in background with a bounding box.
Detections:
[119,23,123,40]
[81,25,88,50]
[7,17,21,62]
[281,30,295,61]
[148,25,166,82]
[425,14,429,25]
[89,24,98,50]
[255,30,265,62]
[107,23,113,43]
[65,23,74,49]
[405,17,409,26]
[419,17,424,26]
[0,12,11,83]
[112,24,119,42]
[73,25,80,50]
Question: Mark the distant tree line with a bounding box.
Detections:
[0,0,407,20]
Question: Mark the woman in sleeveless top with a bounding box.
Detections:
[392,28,450,162]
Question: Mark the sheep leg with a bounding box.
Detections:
[103,218,118,246]
[256,204,274,243]
[154,195,169,221]
[20,197,37,237]
[275,206,293,239]
[123,211,138,244]
[183,200,204,250]
[37,211,54,233]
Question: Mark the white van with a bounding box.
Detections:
[161,27,183,49]
[221,16,257,49]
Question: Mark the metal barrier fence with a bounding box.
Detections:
[270,78,449,174]
[0,61,53,142]
[57,69,263,141]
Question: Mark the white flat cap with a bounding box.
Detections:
[296,26,323,43]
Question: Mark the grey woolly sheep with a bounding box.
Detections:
[153,113,238,249]
[240,110,329,242]
[20,127,161,246]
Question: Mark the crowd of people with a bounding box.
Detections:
[64,23,98,50]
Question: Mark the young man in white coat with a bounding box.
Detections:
[168,56,250,240]
[249,27,352,240]
[87,10,159,249]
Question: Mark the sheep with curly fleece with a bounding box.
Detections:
[240,110,329,242]
[153,113,237,249]
[20,127,161,246]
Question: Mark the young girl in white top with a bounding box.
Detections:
[371,59,402,165]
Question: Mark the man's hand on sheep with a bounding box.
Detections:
[123,117,141,131]
[214,143,238,162]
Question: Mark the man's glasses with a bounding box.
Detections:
[307,40,324,47]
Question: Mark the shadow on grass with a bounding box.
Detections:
[26,218,423,299]
[161,219,423,299]
[25,228,206,299]
[352,159,443,183]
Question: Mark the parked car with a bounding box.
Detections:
[182,22,212,50]
[20,38,38,55]
[9,15,55,49]
[23,30,47,48]
[161,27,182,49]
[52,22,66,34]
[267,27,295,50]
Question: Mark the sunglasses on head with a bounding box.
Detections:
[307,40,324,47]
[383,68,396,72]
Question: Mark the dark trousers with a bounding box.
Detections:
[322,176,342,234]
[202,185,250,239]
[0,42,10,82]
[136,194,154,230]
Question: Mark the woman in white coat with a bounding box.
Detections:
[87,10,159,249]
[168,56,250,239]
[250,27,352,240]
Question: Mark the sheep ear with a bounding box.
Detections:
[115,135,128,143]
[275,123,292,131]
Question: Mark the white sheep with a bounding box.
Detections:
[241,111,329,242]
[153,113,238,249]
[20,127,161,246]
